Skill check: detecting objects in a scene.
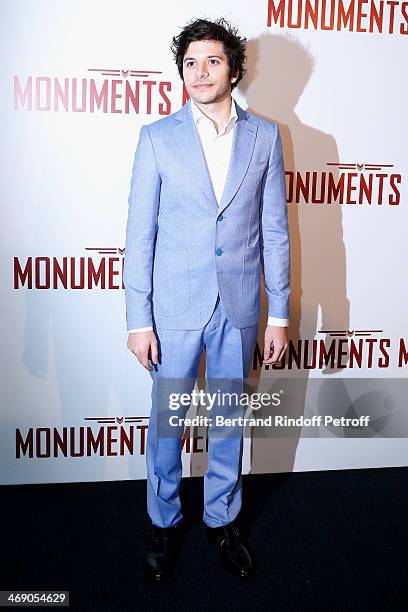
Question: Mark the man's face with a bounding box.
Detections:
[182,39,238,105]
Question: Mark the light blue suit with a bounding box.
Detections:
[123,98,290,527]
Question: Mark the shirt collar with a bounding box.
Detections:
[190,96,238,133]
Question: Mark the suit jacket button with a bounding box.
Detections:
[218,214,224,221]
[215,247,223,256]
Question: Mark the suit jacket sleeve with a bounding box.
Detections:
[260,123,291,320]
[123,125,161,330]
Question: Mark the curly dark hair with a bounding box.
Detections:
[170,17,247,91]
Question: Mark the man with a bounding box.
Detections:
[123,17,290,580]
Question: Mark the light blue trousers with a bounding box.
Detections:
[147,294,259,528]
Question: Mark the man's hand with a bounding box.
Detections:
[127,331,158,371]
[263,326,288,365]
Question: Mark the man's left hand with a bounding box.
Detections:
[263,326,288,365]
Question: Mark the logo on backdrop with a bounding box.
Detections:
[15,417,207,459]
[286,162,402,206]
[253,330,408,370]
[14,247,126,289]
[13,67,174,114]
[267,0,408,35]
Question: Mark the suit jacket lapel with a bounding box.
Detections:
[218,104,257,215]
[172,98,258,214]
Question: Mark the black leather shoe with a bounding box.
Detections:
[205,521,253,577]
[144,522,183,581]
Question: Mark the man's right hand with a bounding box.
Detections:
[127,331,158,371]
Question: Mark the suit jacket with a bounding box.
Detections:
[123,98,290,331]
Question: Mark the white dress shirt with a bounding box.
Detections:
[129,97,289,332]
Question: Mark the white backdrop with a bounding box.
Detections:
[1,0,407,485]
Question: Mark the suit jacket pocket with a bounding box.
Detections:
[153,247,190,316]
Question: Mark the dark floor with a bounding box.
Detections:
[2,467,407,611]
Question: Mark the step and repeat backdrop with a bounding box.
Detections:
[1,0,407,485]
